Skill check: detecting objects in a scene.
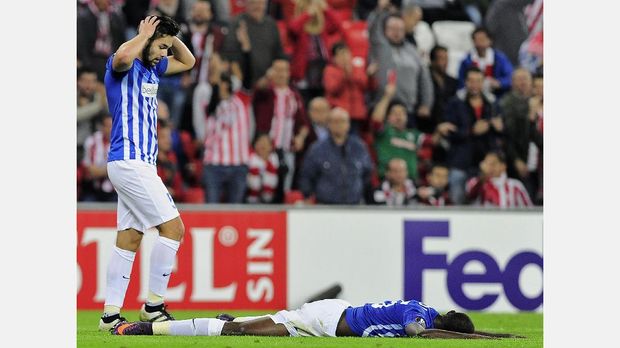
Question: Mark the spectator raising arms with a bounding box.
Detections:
[288,0,342,101]
[368,0,434,129]
[323,42,370,134]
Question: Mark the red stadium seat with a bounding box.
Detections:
[285,190,306,205]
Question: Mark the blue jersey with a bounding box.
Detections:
[344,300,439,337]
[104,55,169,165]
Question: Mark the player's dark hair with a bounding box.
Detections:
[152,15,181,40]
[471,27,492,41]
[439,311,475,334]
[430,45,447,62]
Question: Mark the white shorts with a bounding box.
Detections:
[269,299,352,337]
[107,160,180,232]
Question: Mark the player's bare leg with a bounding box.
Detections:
[221,317,290,336]
[140,216,185,322]
[99,229,144,331]
[113,316,290,336]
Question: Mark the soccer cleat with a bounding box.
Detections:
[139,303,175,322]
[98,314,127,332]
[216,313,236,322]
[112,321,153,335]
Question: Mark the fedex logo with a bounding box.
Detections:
[404,221,543,311]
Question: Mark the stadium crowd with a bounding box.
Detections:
[77,0,543,207]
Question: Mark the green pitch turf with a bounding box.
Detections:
[78,310,542,347]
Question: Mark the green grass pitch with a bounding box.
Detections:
[77,310,542,347]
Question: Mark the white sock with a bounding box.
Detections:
[147,236,180,306]
[103,246,136,311]
[232,315,270,322]
[157,318,225,336]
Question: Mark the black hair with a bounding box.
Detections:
[387,99,408,115]
[331,41,349,57]
[382,13,404,32]
[533,72,544,80]
[430,162,449,172]
[465,66,483,78]
[485,150,507,164]
[252,132,272,147]
[77,66,97,79]
[430,45,447,62]
[439,311,475,334]
[152,15,181,40]
[471,26,492,41]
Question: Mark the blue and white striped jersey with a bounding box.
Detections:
[104,55,169,165]
[344,299,439,337]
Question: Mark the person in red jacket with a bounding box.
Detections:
[288,0,342,101]
[323,42,370,134]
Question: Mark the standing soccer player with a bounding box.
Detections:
[99,15,195,331]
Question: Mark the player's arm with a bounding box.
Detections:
[113,16,160,72]
[165,37,196,75]
[414,328,498,339]
[474,330,526,338]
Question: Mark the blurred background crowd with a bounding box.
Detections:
[77,0,543,207]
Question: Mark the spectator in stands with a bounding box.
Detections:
[246,133,281,203]
[77,0,127,80]
[371,80,456,183]
[149,0,189,31]
[299,107,373,204]
[368,0,434,129]
[307,96,331,143]
[221,0,286,87]
[466,151,533,207]
[80,114,116,202]
[252,58,311,201]
[121,0,150,39]
[77,66,108,160]
[182,0,228,132]
[157,120,186,202]
[484,0,531,67]
[411,0,469,25]
[443,67,504,204]
[427,45,458,135]
[373,158,417,206]
[457,27,513,100]
[519,0,543,74]
[499,68,534,193]
[402,3,423,46]
[529,73,543,205]
[288,0,342,101]
[416,163,452,206]
[323,42,370,134]
[201,72,251,203]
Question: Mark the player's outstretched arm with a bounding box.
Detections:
[474,330,527,338]
[165,37,196,75]
[416,328,499,339]
[113,16,160,72]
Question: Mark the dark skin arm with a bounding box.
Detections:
[416,328,499,339]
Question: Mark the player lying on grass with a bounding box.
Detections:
[112,298,524,339]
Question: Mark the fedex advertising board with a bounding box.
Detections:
[77,210,287,310]
[288,210,542,312]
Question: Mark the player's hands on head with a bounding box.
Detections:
[139,16,161,39]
